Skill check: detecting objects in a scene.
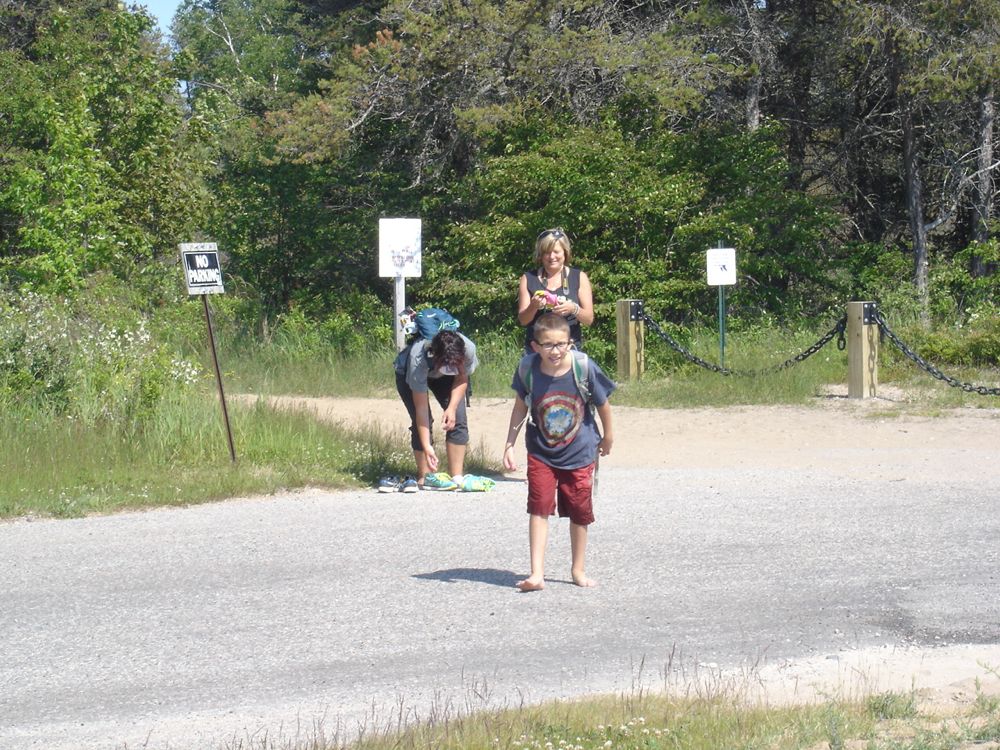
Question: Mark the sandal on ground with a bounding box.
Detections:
[459,474,496,492]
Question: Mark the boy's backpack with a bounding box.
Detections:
[401,307,460,340]
[516,349,594,425]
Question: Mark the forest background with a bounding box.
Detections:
[1,0,999,474]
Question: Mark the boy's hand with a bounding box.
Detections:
[598,436,613,457]
[502,444,518,471]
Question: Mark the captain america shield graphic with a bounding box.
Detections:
[536,390,583,447]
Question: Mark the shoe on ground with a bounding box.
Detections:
[422,472,458,491]
[377,475,402,493]
[459,474,496,492]
[400,476,419,493]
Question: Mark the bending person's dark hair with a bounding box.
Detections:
[429,330,466,369]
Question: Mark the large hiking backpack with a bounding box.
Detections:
[400,306,460,340]
[515,349,594,425]
[397,306,470,405]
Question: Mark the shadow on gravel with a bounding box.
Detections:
[413,567,521,588]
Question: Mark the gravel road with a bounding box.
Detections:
[3,456,999,749]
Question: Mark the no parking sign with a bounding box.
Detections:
[178,242,235,462]
[180,243,225,295]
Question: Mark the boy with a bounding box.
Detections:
[393,328,478,491]
[502,313,615,591]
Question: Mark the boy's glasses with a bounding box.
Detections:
[537,341,571,352]
[536,228,565,242]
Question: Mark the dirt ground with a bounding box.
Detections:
[257,390,1000,714]
[261,387,1000,483]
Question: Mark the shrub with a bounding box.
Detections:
[0,286,203,427]
[914,316,1000,366]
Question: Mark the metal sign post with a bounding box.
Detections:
[706,246,737,369]
[378,218,422,351]
[179,243,236,463]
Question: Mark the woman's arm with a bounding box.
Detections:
[574,270,595,326]
[553,269,595,325]
[412,389,438,471]
[517,272,542,326]
[441,372,469,431]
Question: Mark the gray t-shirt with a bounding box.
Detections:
[394,333,478,393]
[511,354,615,470]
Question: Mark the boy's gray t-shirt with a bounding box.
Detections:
[511,355,615,470]
[394,333,478,393]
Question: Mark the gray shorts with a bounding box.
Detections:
[395,371,469,450]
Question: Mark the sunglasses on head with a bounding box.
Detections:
[536,228,566,242]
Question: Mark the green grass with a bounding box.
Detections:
[224,343,399,398]
[4,321,997,521]
[0,392,496,519]
[228,326,999,411]
[204,682,1000,750]
[224,331,531,401]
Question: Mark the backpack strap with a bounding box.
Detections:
[569,349,593,410]
[516,352,537,425]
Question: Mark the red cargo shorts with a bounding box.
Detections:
[526,454,595,526]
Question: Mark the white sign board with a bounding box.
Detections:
[706,247,737,286]
[179,243,225,295]
[378,218,422,278]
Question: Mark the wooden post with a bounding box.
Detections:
[616,299,644,382]
[847,301,878,399]
[393,276,406,352]
[202,295,237,463]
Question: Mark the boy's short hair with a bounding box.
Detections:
[429,330,465,368]
[533,312,571,341]
[534,229,573,266]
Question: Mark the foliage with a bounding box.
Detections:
[903,316,1000,367]
[1,0,999,389]
[0,3,211,293]
[264,292,393,356]
[426,119,842,361]
[929,240,1000,321]
[267,0,710,182]
[0,284,203,427]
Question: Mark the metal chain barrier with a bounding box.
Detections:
[873,310,1000,396]
[641,313,847,377]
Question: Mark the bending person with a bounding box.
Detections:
[393,329,478,491]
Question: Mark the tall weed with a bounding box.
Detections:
[0,287,202,427]
[1,394,370,518]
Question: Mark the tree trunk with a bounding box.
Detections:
[903,103,930,323]
[971,83,994,276]
[781,0,816,189]
[746,72,762,131]
[744,0,765,131]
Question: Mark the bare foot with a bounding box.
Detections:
[516,576,545,592]
[572,573,597,588]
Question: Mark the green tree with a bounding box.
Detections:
[0,3,211,292]
[430,119,841,349]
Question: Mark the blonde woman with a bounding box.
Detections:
[517,228,594,350]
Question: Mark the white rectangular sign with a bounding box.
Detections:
[706,247,737,286]
[378,218,422,278]
[180,243,225,295]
